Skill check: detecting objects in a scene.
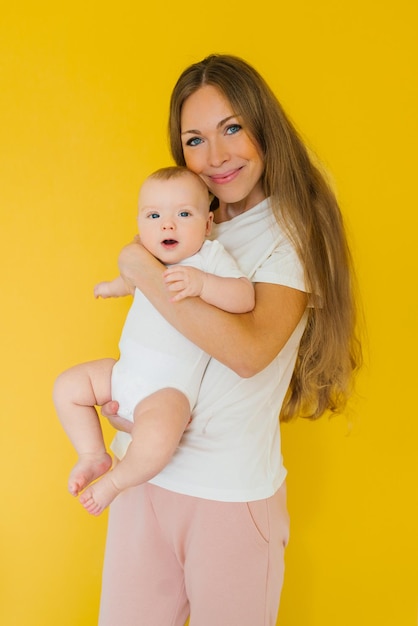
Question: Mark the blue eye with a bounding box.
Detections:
[149,213,160,219]
[186,136,203,147]
[226,124,241,135]
[179,211,191,217]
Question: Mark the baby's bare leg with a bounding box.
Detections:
[79,388,190,515]
[53,358,116,496]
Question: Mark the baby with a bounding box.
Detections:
[53,166,254,515]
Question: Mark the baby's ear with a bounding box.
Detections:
[206,211,214,235]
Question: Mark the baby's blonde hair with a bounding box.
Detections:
[148,166,210,206]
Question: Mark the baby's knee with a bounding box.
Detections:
[53,367,75,399]
[53,362,96,407]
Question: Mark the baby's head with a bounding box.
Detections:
[137,166,213,264]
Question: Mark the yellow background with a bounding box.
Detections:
[1,1,417,624]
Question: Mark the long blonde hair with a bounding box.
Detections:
[169,54,362,420]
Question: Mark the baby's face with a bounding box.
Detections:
[137,175,213,264]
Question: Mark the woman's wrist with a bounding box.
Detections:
[118,241,164,290]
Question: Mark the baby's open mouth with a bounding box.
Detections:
[162,239,178,245]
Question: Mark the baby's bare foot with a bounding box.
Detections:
[79,473,121,516]
[68,452,112,497]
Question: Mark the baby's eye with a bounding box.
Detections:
[179,211,191,217]
[185,136,203,147]
[148,212,160,219]
[226,124,241,135]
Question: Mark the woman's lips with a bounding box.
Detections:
[209,167,241,185]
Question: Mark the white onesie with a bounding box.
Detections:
[110,239,246,459]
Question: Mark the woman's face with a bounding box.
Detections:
[180,85,265,214]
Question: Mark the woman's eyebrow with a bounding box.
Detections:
[181,115,238,136]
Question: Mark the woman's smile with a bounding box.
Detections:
[208,167,243,185]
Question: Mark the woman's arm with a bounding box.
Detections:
[118,240,307,377]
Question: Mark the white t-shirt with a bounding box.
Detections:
[149,198,308,502]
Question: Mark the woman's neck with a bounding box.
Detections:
[215,195,266,223]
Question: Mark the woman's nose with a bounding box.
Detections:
[209,139,228,167]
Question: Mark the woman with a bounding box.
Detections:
[99,54,361,626]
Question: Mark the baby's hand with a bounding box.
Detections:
[163,266,205,302]
[94,281,113,299]
[94,276,133,299]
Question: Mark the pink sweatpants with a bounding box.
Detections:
[99,481,289,626]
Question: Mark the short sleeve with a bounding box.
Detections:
[252,235,306,291]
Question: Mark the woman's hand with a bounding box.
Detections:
[100,400,133,434]
[118,237,164,287]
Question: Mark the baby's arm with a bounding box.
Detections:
[94,275,134,299]
[163,266,254,313]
